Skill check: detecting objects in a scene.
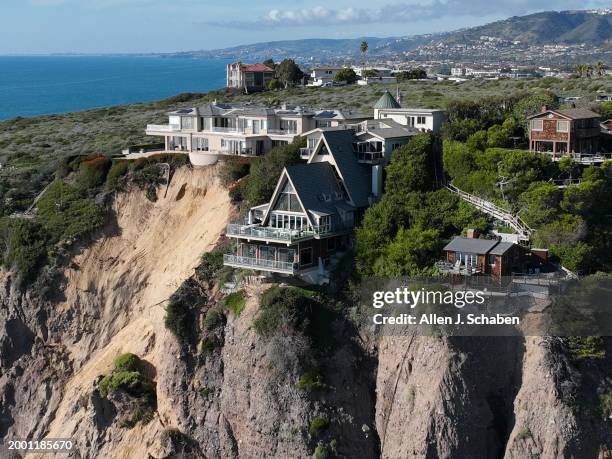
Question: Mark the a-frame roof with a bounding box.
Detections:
[311,130,372,208]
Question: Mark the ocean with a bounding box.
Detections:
[0,55,232,120]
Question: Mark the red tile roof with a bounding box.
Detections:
[240,63,274,73]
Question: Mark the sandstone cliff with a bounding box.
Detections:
[0,165,610,459]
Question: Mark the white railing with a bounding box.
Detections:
[226,224,314,242]
[445,183,532,242]
[226,222,348,242]
[300,147,314,159]
[210,126,243,133]
[223,254,297,274]
[146,124,180,132]
[267,129,297,135]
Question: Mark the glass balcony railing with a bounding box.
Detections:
[146,124,180,132]
[300,147,314,159]
[226,222,349,242]
[223,254,298,274]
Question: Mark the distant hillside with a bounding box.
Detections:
[165,9,612,64]
[440,9,612,45]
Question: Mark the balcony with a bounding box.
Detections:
[300,147,314,159]
[267,128,298,136]
[226,222,349,243]
[355,151,384,163]
[210,126,244,133]
[146,124,180,133]
[223,254,298,274]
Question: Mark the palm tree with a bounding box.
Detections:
[360,41,368,66]
[595,61,606,77]
[586,64,594,78]
[574,64,584,78]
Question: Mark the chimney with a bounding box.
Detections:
[466,228,478,239]
[541,104,550,112]
[531,248,548,263]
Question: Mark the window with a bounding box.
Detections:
[457,252,477,267]
[280,119,298,133]
[308,137,318,149]
[557,120,569,132]
[181,117,194,130]
[300,247,313,266]
[488,254,496,265]
[273,181,302,212]
[316,120,331,128]
[531,119,543,131]
[417,116,426,125]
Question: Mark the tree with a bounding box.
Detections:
[385,135,435,196]
[373,227,442,277]
[262,59,275,70]
[275,59,303,88]
[361,69,379,78]
[595,61,606,77]
[360,41,368,64]
[396,69,427,81]
[333,68,358,85]
[244,137,305,205]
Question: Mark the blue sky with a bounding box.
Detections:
[1,0,610,54]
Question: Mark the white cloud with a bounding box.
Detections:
[210,0,602,29]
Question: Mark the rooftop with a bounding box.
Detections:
[374,90,401,109]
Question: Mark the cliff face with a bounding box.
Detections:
[1,165,610,458]
[375,334,612,459]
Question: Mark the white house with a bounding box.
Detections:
[373,90,445,133]
[308,66,344,86]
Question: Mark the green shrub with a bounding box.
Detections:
[145,185,158,202]
[599,391,612,420]
[99,371,143,398]
[254,286,311,337]
[77,155,112,191]
[164,278,206,346]
[297,370,325,391]
[36,180,104,243]
[0,218,48,283]
[224,290,246,317]
[105,161,130,189]
[308,416,329,437]
[566,337,606,360]
[313,444,330,459]
[218,157,250,187]
[516,427,532,440]
[203,308,224,331]
[197,250,224,281]
[114,353,143,373]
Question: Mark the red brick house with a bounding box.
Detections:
[438,235,549,278]
[527,106,601,156]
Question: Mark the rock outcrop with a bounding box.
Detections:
[1,165,610,458]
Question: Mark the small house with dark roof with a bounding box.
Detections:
[527,105,601,156]
[438,233,550,278]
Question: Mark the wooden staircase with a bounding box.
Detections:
[445,183,532,243]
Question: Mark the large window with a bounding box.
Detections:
[417,116,426,125]
[457,252,477,267]
[181,117,194,130]
[280,119,298,133]
[273,182,302,212]
[531,119,543,131]
[557,120,569,132]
